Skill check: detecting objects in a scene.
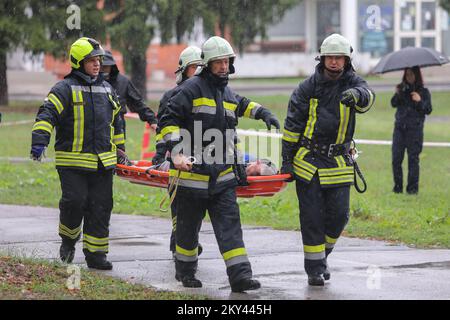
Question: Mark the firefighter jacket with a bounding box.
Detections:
[158,70,272,197]
[107,66,157,124]
[391,84,432,128]
[31,70,125,171]
[154,83,261,164]
[282,65,375,188]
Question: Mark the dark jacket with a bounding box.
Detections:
[391,84,432,128]
[158,70,273,196]
[282,65,375,187]
[31,70,124,171]
[107,65,157,124]
[153,83,260,164]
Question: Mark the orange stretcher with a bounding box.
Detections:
[115,160,291,198]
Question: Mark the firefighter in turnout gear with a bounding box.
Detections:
[281,34,375,286]
[101,50,157,135]
[30,37,127,270]
[391,66,432,194]
[154,46,272,257]
[153,45,204,256]
[159,36,279,292]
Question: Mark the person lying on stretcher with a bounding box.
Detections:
[150,158,277,176]
[117,149,278,176]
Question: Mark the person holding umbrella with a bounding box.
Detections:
[391,66,432,194]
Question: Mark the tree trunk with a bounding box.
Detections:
[129,52,147,100]
[0,51,8,106]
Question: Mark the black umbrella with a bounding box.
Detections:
[372,46,449,74]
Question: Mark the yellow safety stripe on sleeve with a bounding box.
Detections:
[32,121,54,134]
[355,89,375,113]
[98,151,117,167]
[325,235,338,244]
[303,244,325,253]
[48,93,64,114]
[193,97,216,107]
[219,166,233,177]
[223,101,237,112]
[155,133,163,142]
[336,102,350,144]
[243,101,259,118]
[222,248,247,261]
[113,133,125,145]
[176,245,198,257]
[282,128,301,143]
[72,89,84,152]
[161,126,180,138]
[304,98,318,139]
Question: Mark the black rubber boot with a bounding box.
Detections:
[85,254,113,270]
[323,269,331,281]
[59,243,75,263]
[323,261,331,280]
[231,278,261,293]
[308,274,325,286]
[175,274,202,288]
[393,185,403,193]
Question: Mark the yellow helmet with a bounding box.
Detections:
[69,37,105,69]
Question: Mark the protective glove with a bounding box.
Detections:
[117,148,132,166]
[263,114,280,130]
[255,107,280,130]
[234,163,249,186]
[340,88,360,108]
[30,145,46,162]
[280,162,295,182]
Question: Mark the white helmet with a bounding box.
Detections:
[319,33,353,57]
[175,46,202,84]
[201,36,236,65]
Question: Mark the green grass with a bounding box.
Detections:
[1,92,449,248]
[0,255,205,300]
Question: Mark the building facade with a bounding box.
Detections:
[233,0,449,77]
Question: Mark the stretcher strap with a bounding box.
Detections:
[159,170,181,212]
[353,160,367,193]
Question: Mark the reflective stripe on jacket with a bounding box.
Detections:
[31,70,124,171]
[282,65,375,187]
[158,71,269,196]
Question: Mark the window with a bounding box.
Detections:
[358,0,394,57]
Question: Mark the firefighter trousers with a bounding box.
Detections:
[392,124,423,193]
[296,174,350,276]
[57,167,113,257]
[174,187,253,285]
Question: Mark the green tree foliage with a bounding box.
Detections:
[0,1,28,105]
[201,0,299,52]
[104,0,158,97]
[0,1,104,106]
[439,0,450,12]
